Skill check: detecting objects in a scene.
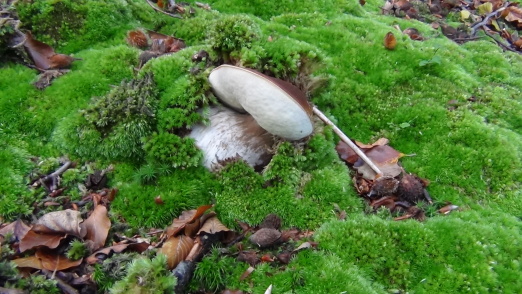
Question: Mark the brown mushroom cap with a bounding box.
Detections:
[208,65,313,140]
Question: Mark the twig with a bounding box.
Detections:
[32,161,72,190]
[41,269,79,294]
[145,0,182,19]
[483,30,519,53]
[312,106,383,176]
[470,2,509,36]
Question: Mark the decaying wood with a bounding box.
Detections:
[312,106,383,176]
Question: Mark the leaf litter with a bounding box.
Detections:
[380,0,522,53]
[336,138,458,221]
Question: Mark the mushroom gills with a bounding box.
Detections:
[188,106,275,171]
[209,65,313,140]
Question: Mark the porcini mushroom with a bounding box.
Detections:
[189,65,314,171]
[208,65,314,140]
[188,106,275,171]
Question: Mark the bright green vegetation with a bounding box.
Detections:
[1,0,521,293]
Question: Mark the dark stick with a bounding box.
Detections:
[41,270,79,294]
[470,2,510,36]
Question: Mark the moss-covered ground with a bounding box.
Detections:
[1,0,521,293]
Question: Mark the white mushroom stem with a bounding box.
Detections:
[312,106,383,176]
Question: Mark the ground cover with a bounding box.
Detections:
[1,0,521,293]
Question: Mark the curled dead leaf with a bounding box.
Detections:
[159,235,195,269]
[80,205,111,251]
[384,32,397,50]
[0,219,30,241]
[24,32,80,70]
[164,205,213,238]
[34,209,84,237]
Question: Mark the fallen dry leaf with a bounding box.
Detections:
[86,242,149,264]
[158,235,194,269]
[197,216,230,235]
[19,230,66,252]
[80,205,111,251]
[24,32,80,70]
[0,219,30,241]
[164,205,213,238]
[384,32,397,50]
[13,249,82,271]
[34,209,84,237]
[502,6,522,28]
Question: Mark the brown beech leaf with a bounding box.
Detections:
[0,219,30,241]
[354,145,404,180]
[165,205,213,238]
[24,32,80,70]
[356,137,389,149]
[384,32,397,50]
[34,209,84,237]
[19,231,66,252]
[86,242,149,264]
[13,249,82,271]
[502,6,522,28]
[336,140,359,164]
[197,216,230,235]
[158,235,194,269]
[80,205,111,251]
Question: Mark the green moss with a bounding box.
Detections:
[109,254,175,294]
[215,137,363,228]
[316,211,522,292]
[111,166,216,228]
[0,144,35,220]
[54,73,158,161]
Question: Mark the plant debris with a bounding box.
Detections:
[382,0,522,53]
[337,138,456,220]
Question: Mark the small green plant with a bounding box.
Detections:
[419,46,442,67]
[109,254,176,294]
[66,239,88,260]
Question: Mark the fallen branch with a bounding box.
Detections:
[470,2,510,36]
[32,161,73,191]
[312,106,383,176]
[145,0,182,19]
[483,30,519,53]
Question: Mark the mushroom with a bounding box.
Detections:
[189,65,314,171]
[188,106,274,171]
[208,65,314,141]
